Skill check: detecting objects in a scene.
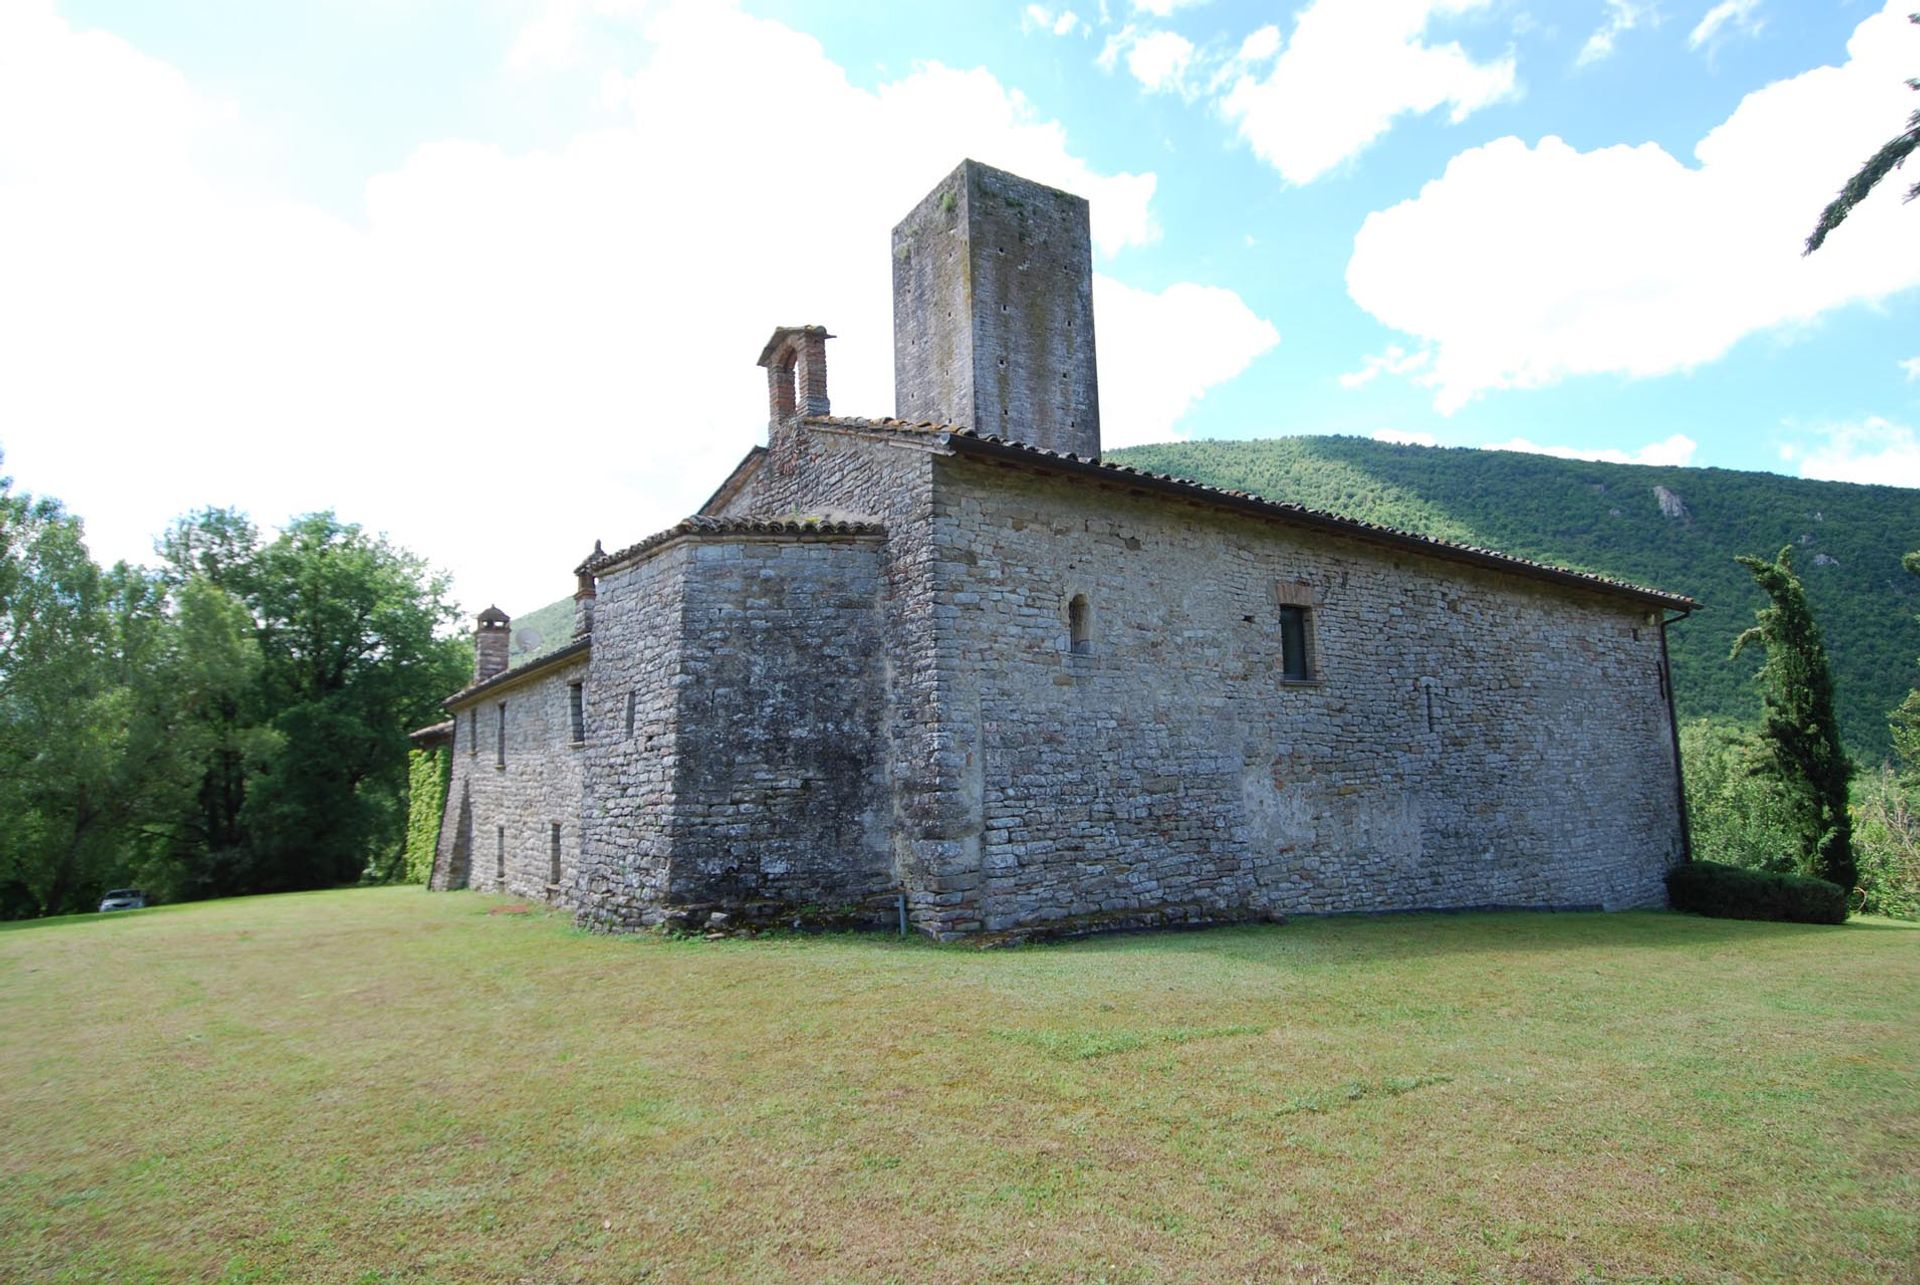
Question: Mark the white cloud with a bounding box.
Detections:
[1782,417,1920,487]
[1132,0,1210,15]
[1902,356,1920,380]
[1482,435,1699,466]
[1094,278,1280,447]
[1339,344,1433,389]
[1371,429,1439,446]
[505,0,655,74]
[1577,0,1656,67]
[1098,25,1199,97]
[0,0,1271,613]
[1217,0,1517,184]
[1126,30,1197,95]
[1023,5,1083,37]
[1346,1,1920,412]
[1690,0,1764,51]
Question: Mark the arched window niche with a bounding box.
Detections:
[1067,593,1092,656]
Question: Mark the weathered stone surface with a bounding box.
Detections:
[893,160,1099,460]
[433,653,587,902]
[430,158,1691,943]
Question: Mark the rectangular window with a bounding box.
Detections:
[496,702,507,768]
[467,707,477,756]
[1277,581,1316,682]
[496,825,506,884]
[1279,604,1311,681]
[549,822,562,886]
[568,682,586,745]
[625,690,638,738]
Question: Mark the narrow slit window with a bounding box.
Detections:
[496,702,507,768]
[1279,605,1310,681]
[1068,594,1092,655]
[496,825,506,884]
[568,682,585,745]
[625,690,638,738]
[467,707,477,756]
[549,822,562,886]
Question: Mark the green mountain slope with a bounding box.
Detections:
[1110,436,1920,762]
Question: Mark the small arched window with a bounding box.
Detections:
[1068,594,1092,655]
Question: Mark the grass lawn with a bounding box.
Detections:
[1,890,1916,1282]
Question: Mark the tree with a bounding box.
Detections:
[1731,547,1855,891]
[239,513,468,890]
[1894,552,1920,778]
[0,467,202,915]
[1679,717,1802,872]
[1805,14,1920,253]
[161,576,277,900]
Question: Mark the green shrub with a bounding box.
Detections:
[1680,718,1803,873]
[1666,861,1847,924]
[401,747,451,885]
[1852,767,1920,920]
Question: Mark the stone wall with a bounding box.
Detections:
[575,543,691,927]
[575,524,895,928]
[928,456,1686,935]
[743,424,976,931]
[434,421,1686,941]
[666,533,892,914]
[435,652,590,902]
[892,162,1100,459]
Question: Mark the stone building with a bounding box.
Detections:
[427,159,1695,939]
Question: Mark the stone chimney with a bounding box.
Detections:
[757,325,832,426]
[892,159,1100,459]
[474,605,511,682]
[572,543,601,639]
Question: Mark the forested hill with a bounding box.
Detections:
[1109,436,1920,762]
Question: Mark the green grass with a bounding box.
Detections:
[2,890,1916,1282]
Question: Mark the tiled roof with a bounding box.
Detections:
[583,515,885,576]
[802,415,1697,611]
[445,635,591,708]
[408,719,455,746]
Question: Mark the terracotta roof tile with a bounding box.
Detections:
[583,515,885,576]
[801,415,1696,610]
[445,635,591,707]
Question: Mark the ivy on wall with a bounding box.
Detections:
[403,747,451,884]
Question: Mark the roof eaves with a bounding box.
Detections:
[445,635,592,708]
[931,427,1696,610]
[584,515,887,577]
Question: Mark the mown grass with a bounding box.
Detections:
[1,889,1915,1282]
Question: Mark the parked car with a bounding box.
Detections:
[98,889,147,912]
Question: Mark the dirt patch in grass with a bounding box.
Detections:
[1,890,1915,1281]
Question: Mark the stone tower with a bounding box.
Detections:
[892,160,1101,459]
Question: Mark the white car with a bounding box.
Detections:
[98,889,147,912]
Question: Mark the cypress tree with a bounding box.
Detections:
[1732,547,1855,892]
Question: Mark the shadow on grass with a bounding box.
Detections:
[0,885,412,934]
[722,907,1911,970]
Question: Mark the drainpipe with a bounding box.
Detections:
[1659,609,1695,865]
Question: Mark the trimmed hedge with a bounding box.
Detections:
[1666,860,1848,925]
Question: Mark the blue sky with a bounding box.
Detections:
[3,0,1917,612]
